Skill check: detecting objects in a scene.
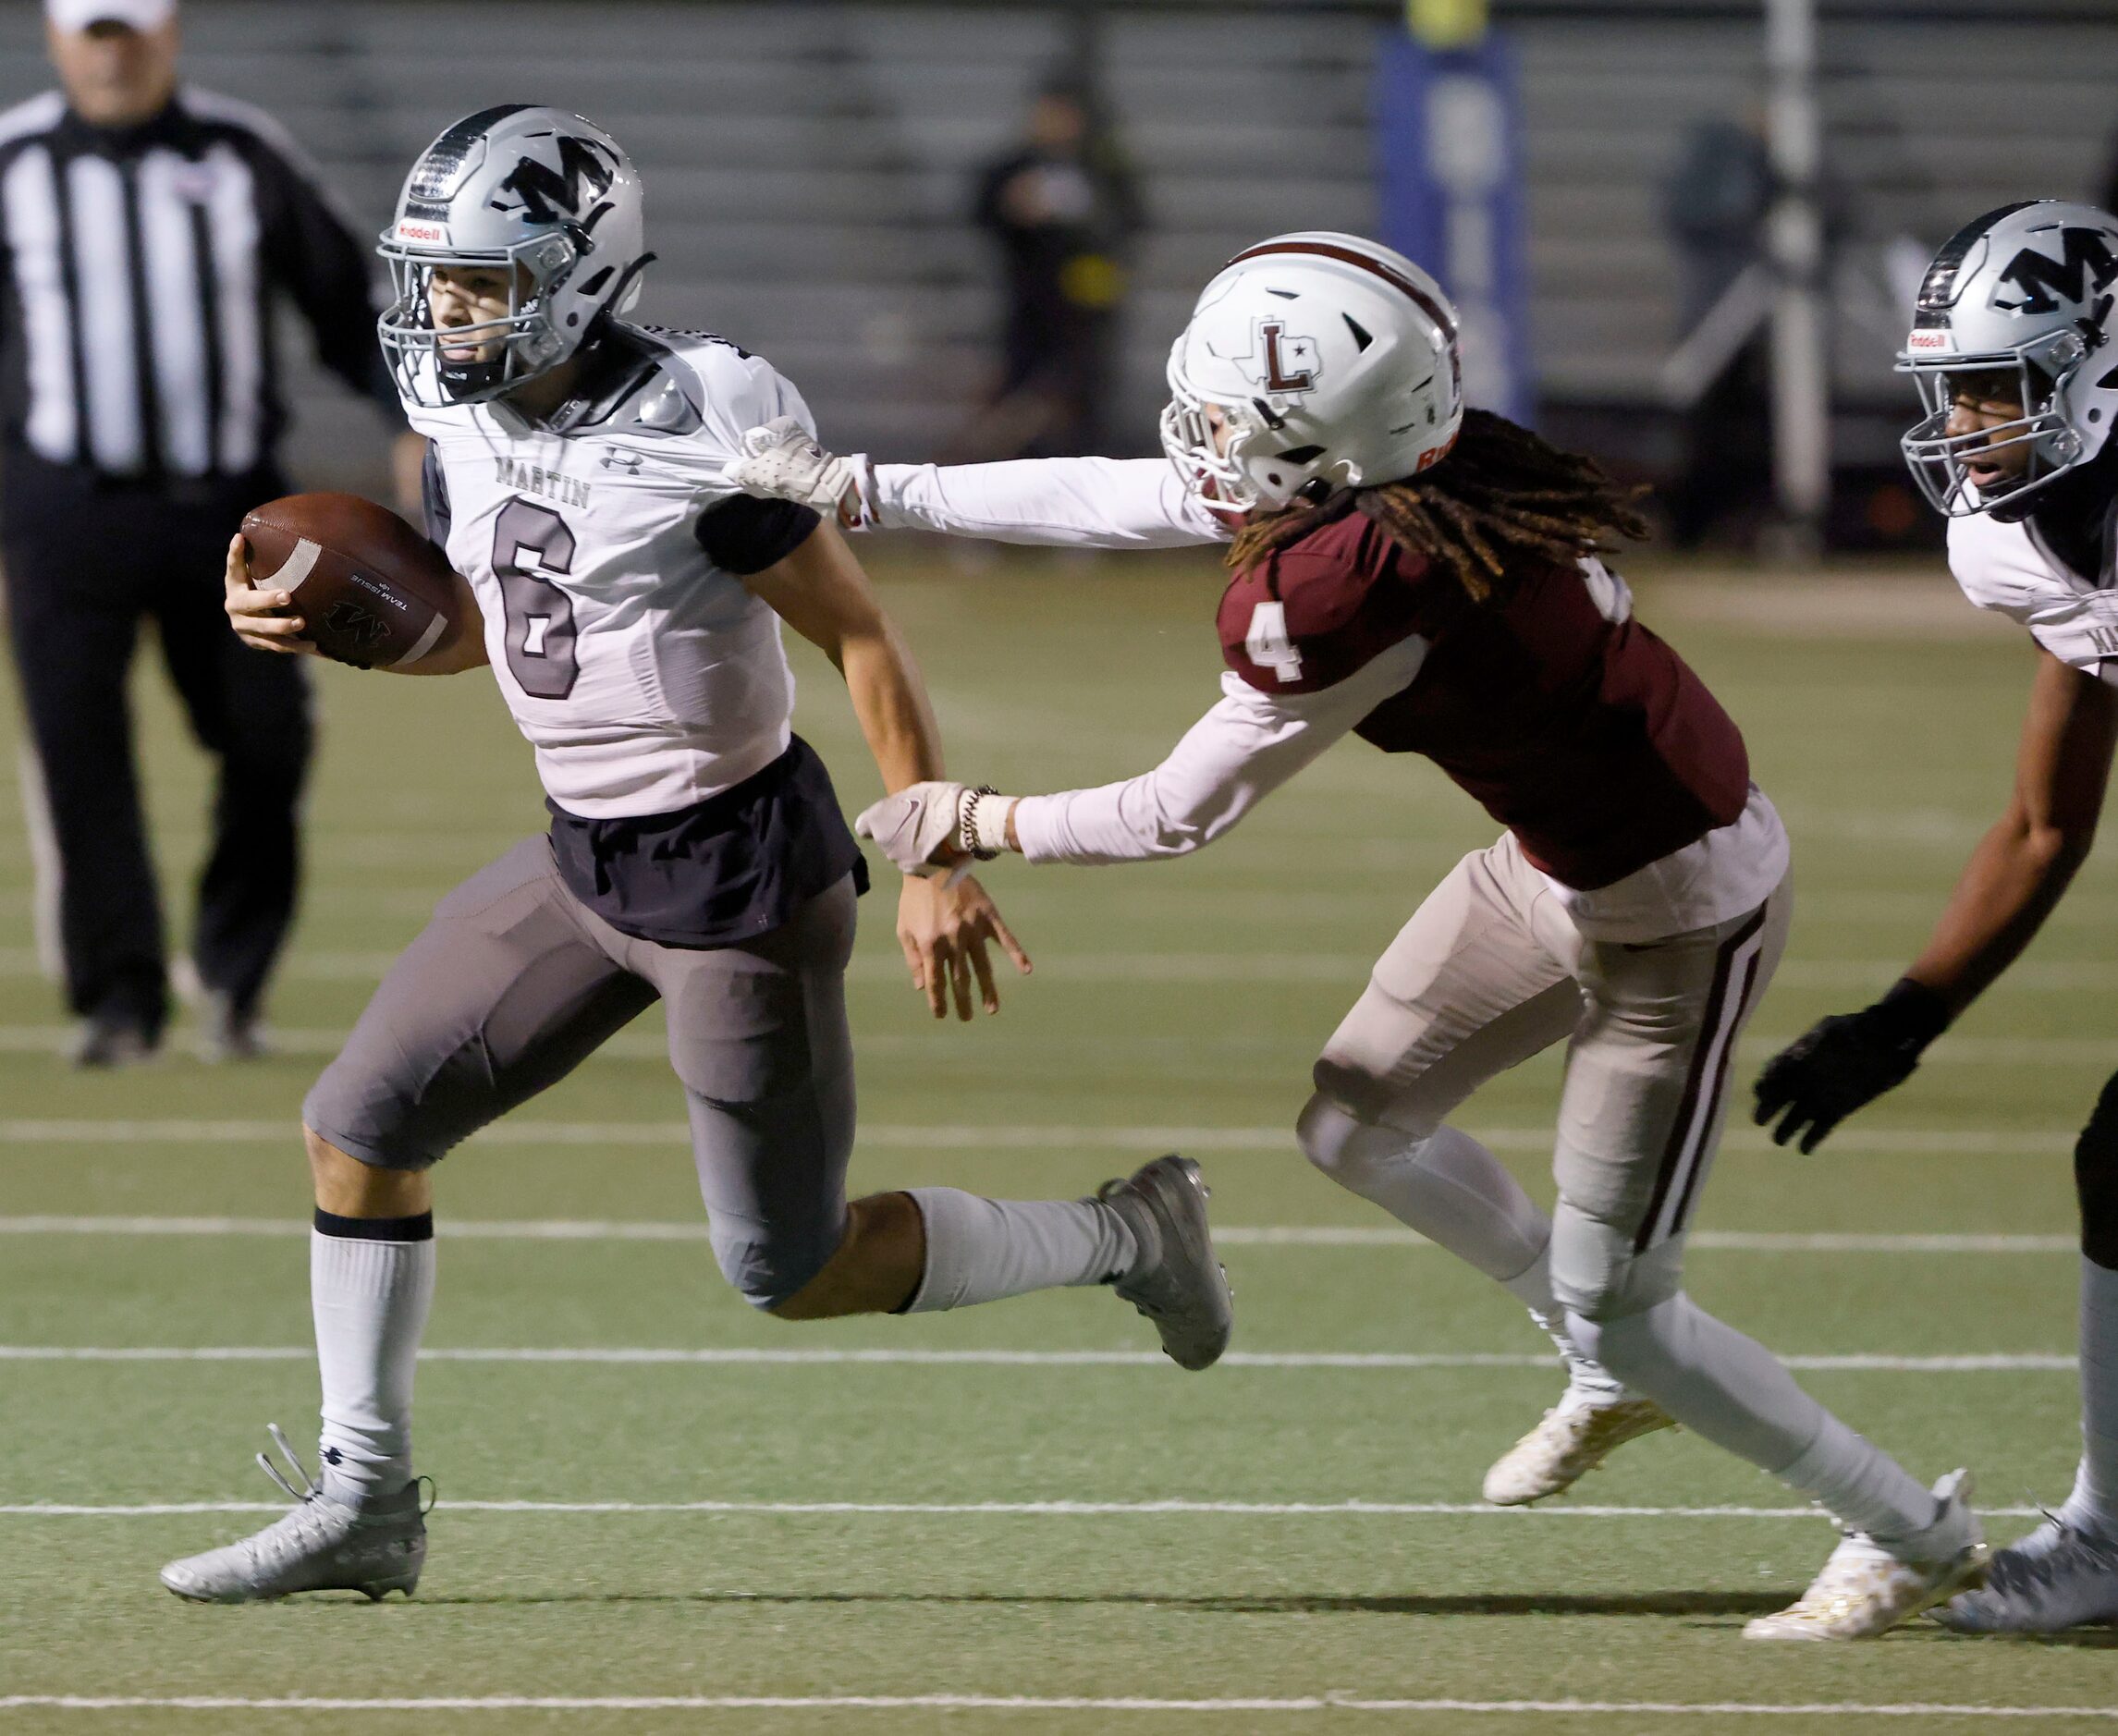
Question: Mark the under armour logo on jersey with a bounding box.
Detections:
[1238,321,1321,396]
[599,449,643,474]
[1995,228,2118,316]
[321,1447,344,1466]
[1245,600,1304,684]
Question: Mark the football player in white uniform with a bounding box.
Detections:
[155,106,1232,1606]
[1756,201,2118,1632]
[734,232,1991,1640]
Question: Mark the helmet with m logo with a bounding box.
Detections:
[1898,200,2118,518]
[378,106,651,407]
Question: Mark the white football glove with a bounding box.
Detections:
[730,416,874,528]
[854,781,1016,877]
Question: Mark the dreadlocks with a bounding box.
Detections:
[1225,409,1650,603]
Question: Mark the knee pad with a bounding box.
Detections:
[2078,1070,2118,1269]
[1549,1209,1686,1324]
[1296,1093,1435,1191]
[713,1209,846,1312]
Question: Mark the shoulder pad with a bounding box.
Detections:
[546,324,704,438]
[1217,520,1425,694]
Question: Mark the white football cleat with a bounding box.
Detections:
[1482,1392,1676,1506]
[1745,1469,1988,1641]
[159,1425,426,1605]
[1930,1509,2118,1633]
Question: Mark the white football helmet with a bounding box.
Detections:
[1159,231,1464,513]
[378,105,651,407]
[1897,200,2118,517]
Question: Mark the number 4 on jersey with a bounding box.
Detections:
[1245,600,1304,684]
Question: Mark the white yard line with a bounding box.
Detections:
[3,1694,2113,1718]
[0,1345,2074,1371]
[0,948,2107,989]
[0,1025,2108,1066]
[0,1498,2052,1520]
[0,1216,2075,1253]
[0,1119,2085,1155]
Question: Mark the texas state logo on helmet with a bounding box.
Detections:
[377,105,652,408]
[1897,200,2118,518]
[1159,230,1465,513]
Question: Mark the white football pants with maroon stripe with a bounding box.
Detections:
[1301,832,1940,1541]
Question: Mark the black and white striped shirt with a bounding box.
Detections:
[0,85,394,486]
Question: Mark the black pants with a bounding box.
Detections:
[2,458,311,1033]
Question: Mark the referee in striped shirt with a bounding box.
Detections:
[3,0,414,1064]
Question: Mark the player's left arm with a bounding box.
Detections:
[740,521,1032,1019]
[1756,647,2117,1151]
[730,417,1230,549]
[856,639,1426,875]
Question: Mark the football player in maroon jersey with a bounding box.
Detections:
[734,230,1988,1639]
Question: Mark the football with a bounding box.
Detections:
[240,492,459,669]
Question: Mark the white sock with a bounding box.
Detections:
[1573,1294,1939,1544]
[2062,1256,2118,1532]
[901,1188,1136,1313]
[312,1214,435,1505]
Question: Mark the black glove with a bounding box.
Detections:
[1752,979,1951,1154]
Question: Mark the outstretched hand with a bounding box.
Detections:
[730,416,868,526]
[1752,1006,1927,1154]
[896,873,1032,1020]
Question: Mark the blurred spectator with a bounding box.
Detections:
[955,79,1145,459]
[2,0,418,1065]
[1660,113,1776,546]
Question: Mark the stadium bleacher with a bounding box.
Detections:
[0,0,2111,481]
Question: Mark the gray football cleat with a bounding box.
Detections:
[1931,1510,2118,1633]
[1097,1155,1232,1372]
[159,1425,427,1604]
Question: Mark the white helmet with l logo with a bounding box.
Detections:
[378,105,652,407]
[1159,231,1464,514]
[1897,200,2118,517]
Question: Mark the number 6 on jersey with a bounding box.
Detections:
[493,496,580,699]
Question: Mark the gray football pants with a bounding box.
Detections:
[303,837,857,1308]
[1310,829,1790,1321]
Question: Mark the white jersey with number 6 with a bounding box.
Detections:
[401,324,820,817]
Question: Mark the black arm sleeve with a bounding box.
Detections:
[421,441,451,546]
[253,138,402,421]
[695,494,821,576]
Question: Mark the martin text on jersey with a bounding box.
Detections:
[495,456,592,511]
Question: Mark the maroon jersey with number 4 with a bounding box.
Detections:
[1217,511,1750,890]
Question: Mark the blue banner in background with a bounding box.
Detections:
[1373,29,1534,425]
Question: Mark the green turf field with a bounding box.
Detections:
[2,548,2114,1733]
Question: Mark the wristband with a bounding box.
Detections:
[1869,977,1951,1053]
[956,786,1012,860]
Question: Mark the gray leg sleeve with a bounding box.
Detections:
[1569,1294,1937,1542]
[1297,1095,1549,1284]
[649,876,860,1310]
